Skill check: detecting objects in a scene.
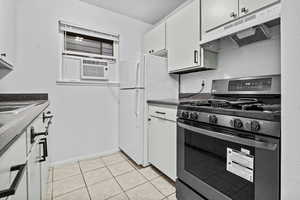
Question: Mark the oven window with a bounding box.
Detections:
[184,129,255,200]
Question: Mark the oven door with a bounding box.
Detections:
[177,119,280,200]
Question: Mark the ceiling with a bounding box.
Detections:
[81,0,188,24]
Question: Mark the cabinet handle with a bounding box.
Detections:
[194,50,199,64]
[30,127,48,144]
[241,7,249,14]
[39,138,48,163]
[0,164,26,198]
[230,12,238,18]
[0,53,6,57]
[155,111,166,115]
[43,111,54,123]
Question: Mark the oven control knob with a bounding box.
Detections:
[251,121,261,132]
[209,115,218,124]
[234,119,243,129]
[190,112,198,120]
[182,112,189,119]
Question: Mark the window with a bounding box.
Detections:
[59,20,119,60]
[64,32,114,57]
[58,21,120,84]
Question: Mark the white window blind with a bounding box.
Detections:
[59,20,119,42]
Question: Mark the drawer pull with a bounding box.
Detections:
[0,164,26,198]
[43,111,54,123]
[39,138,48,162]
[30,127,48,144]
[155,111,166,115]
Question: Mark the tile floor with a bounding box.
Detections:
[47,151,177,200]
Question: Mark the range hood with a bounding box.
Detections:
[0,59,13,79]
[230,24,271,47]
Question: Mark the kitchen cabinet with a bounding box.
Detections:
[0,0,16,66]
[202,0,239,32]
[202,0,280,33]
[167,0,217,73]
[148,105,177,180]
[144,23,166,56]
[27,111,51,200]
[239,0,280,16]
[0,134,27,200]
[27,140,41,200]
[167,0,200,72]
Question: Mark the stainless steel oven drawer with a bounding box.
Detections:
[176,180,206,200]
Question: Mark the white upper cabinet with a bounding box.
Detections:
[0,0,16,66]
[144,23,166,56]
[239,0,280,16]
[167,0,217,73]
[167,0,200,72]
[202,0,239,32]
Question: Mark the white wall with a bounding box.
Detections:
[281,0,300,199]
[0,0,151,163]
[180,26,281,93]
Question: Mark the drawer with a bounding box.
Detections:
[0,133,26,199]
[149,105,177,121]
[176,180,205,200]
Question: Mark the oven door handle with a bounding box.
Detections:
[178,122,278,151]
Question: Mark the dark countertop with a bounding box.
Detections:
[0,95,49,157]
[147,99,179,106]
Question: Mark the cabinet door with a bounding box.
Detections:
[0,0,16,66]
[167,0,200,72]
[6,173,27,200]
[144,23,166,54]
[239,0,280,16]
[0,134,26,200]
[27,142,41,200]
[148,116,176,180]
[202,0,239,32]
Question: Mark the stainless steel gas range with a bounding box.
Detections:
[176,75,281,200]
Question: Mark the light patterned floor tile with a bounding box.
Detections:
[83,167,113,186]
[126,182,165,200]
[54,187,90,200]
[107,193,129,200]
[139,166,162,180]
[107,161,135,176]
[115,170,147,191]
[53,162,81,181]
[166,193,177,200]
[102,153,126,166]
[88,178,122,200]
[53,174,85,197]
[151,177,175,196]
[79,157,105,172]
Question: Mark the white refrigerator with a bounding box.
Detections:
[119,55,178,165]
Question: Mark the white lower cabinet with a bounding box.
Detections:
[0,134,27,200]
[27,141,41,200]
[0,110,50,200]
[148,105,177,180]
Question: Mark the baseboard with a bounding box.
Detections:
[50,148,120,167]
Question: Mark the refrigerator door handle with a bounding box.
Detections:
[134,89,139,117]
[135,63,139,88]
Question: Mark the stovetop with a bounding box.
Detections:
[178,97,281,122]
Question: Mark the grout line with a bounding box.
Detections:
[135,168,167,198]
[105,165,131,200]
[78,161,92,200]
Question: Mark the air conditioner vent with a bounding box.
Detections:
[81,59,109,80]
[83,60,108,66]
